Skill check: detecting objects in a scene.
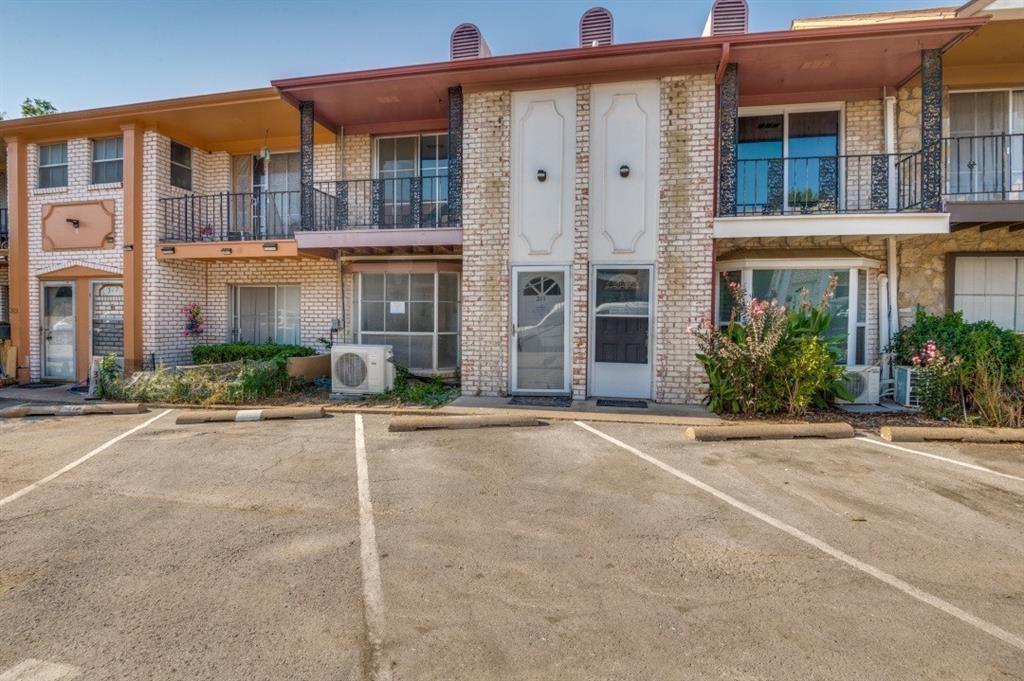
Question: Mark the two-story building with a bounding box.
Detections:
[0,1,1016,404]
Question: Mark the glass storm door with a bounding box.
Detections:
[512,268,569,393]
[591,267,652,399]
[42,282,75,380]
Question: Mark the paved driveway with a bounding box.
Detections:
[1,411,1022,679]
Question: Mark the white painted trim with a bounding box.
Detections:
[713,212,950,238]
[588,263,655,400]
[716,256,881,270]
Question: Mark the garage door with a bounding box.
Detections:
[953,256,1024,331]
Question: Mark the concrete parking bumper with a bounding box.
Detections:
[685,422,855,441]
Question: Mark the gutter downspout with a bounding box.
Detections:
[715,42,731,84]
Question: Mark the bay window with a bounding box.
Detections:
[358,271,460,372]
[717,259,874,365]
[231,285,300,345]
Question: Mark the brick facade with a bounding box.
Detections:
[571,85,591,400]
[460,90,511,396]
[655,74,717,403]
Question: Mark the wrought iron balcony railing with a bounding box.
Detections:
[0,207,8,249]
[160,176,455,242]
[944,133,1023,202]
[726,151,925,217]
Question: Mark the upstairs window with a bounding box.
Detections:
[170,141,192,190]
[38,142,68,189]
[374,133,449,227]
[92,137,123,184]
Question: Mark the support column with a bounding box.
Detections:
[5,137,30,382]
[717,63,739,216]
[447,86,464,227]
[572,84,591,400]
[299,100,315,227]
[920,48,943,212]
[121,123,144,372]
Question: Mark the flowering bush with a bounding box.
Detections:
[693,276,850,416]
[182,302,204,338]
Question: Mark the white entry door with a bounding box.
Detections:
[512,267,570,394]
[590,266,653,399]
[42,282,76,381]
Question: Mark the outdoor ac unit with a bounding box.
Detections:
[331,344,394,395]
[839,365,881,405]
[894,365,921,409]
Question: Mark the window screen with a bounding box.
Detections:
[232,285,300,344]
[170,141,192,190]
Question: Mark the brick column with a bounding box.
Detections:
[121,123,145,372]
[299,100,315,227]
[447,86,464,227]
[5,136,30,382]
[920,48,943,212]
[571,85,591,400]
[717,63,739,216]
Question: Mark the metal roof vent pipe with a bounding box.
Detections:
[450,23,492,60]
[702,0,749,36]
[580,7,614,47]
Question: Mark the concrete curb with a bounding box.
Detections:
[685,422,855,441]
[389,414,542,432]
[175,407,327,425]
[881,426,1024,443]
[0,403,148,418]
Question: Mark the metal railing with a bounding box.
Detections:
[160,176,455,242]
[0,208,7,249]
[728,151,925,216]
[312,176,454,230]
[160,189,333,242]
[944,133,1024,202]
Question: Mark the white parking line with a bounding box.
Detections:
[575,421,1024,654]
[353,414,392,681]
[0,410,172,508]
[855,436,1024,484]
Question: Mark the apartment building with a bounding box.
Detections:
[0,0,1019,404]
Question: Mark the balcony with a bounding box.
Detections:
[159,176,455,244]
[713,150,953,238]
[943,133,1024,228]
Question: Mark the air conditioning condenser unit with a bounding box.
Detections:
[331,344,394,396]
[839,365,881,405]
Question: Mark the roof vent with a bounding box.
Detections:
[580,7,614,47]
[703,0,749,36]
[450,23,491,60]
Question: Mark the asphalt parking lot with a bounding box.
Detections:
[1,411,1023,680]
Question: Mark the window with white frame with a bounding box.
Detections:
[717,264,868,365]
[952,255,1024,332]
[374,133,449,227]
[38,142,68,189]
[170,141,193,191]
[92,137,123,184]
[358,271,459,372]
[231,285,300,345]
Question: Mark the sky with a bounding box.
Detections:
[0,0,949,119]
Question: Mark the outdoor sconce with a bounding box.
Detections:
[160,245,175,255]
[123,244,134,252]
[105,236,115,244]
[536,169,547,182]
[220,247,233,255]
[619,164,630,178]
[262,242,278,252]
[66,218,81,229]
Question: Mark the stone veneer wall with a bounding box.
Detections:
[460,90,511,396]
[896,230,1024,323]
[25,138,125,379]
[656,73,717,403]
[571,85,591,400]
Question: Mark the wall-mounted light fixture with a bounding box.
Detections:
[66,218,81,229]
[123,244,134,252]
[619,164,630,178]
[160,245,175,255]
[105,236,115,244]
[536,169,547,182]
[262,242,278,252]
[220,247,233,255]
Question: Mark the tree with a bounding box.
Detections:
[21,98,57,117]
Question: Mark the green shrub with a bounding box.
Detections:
[693,278,850,416]
[376,366,459,407]
[191,342,314,365]
[893,311,1024,423]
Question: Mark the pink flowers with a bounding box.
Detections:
[911,340,942,367]
[182,302,205,338]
